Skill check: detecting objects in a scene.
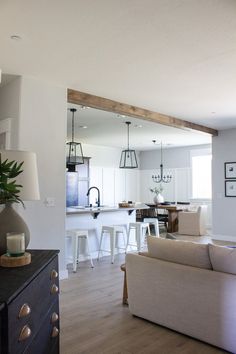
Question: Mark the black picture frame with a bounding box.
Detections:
[225,162,236,179]
[225,180,236,197]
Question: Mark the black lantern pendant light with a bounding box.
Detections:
[66,108,84,171]
[152,140,172,183]
[119,121,138,169]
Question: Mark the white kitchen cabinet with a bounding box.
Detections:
[89,166,140,206]
[114,168,126,204]
[125,169,140,202]
[102,167,115,205]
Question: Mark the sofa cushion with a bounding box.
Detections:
[147,236,212,269]
[209,243,236,274]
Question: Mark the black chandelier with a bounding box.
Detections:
[119,121,138,169]
[66,108,84,171]
[152,140,172,183]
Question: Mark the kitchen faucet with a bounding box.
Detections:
[86,186,101,207]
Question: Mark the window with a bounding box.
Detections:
[191,149,212,199]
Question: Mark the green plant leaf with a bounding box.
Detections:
[0,154,24,206]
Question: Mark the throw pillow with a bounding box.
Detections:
[147,236,212,269]
[209,243,236,275]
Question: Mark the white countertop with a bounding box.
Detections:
[66,204,149,215]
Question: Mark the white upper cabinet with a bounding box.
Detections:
[89,166,140,206]
[125,169,140,202]
[102,167,115,206]
[114,168,126,204]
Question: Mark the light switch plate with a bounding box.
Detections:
[45,197,55,207]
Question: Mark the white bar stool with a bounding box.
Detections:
[66,229,94,272]
[98,225,127,263]
[143,218,160,237]
[126,222,151,252]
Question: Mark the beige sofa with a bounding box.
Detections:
[126,237,236,353]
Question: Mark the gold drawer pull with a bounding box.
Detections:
[19,325,31,342]
[51,312,59,323]
[51,326,59,338]
[51,284,59,295]
[51,269,58,279]
[18,303,31,318]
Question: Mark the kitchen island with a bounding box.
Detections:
[66,204,149,263]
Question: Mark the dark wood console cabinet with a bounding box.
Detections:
[0,250,60,354]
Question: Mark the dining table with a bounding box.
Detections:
[145,203,183,233]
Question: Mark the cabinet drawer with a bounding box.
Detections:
[23,299,59,354]
[8,256,59,354]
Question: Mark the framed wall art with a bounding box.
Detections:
[225,162,236,179]
[225,180,236,197]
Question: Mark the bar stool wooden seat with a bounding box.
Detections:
[66,229,94,272]
[98,225,127,263]
[126,222,151,252]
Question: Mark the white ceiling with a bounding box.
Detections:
[1,0,236,130]
[67,104,211,150]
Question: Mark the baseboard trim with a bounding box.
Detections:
[59,269,68,280]
[211,234,236,242]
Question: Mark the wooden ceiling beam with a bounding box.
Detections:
[68,89,218,137]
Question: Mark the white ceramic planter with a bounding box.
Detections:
[153,194,164,204]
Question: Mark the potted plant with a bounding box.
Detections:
[0,155,27,255]
[0,156,24,205]
[149,185,164,204]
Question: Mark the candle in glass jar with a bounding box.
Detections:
[6,233,25,257]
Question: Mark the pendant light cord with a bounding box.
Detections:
[70,108,77,143]
[126,121,131,150]
[127,122,130,150]
[160,141,163,165]
[72,111,74,142]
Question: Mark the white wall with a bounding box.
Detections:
[17,76,67,275]
[212,129,236,239]
[140,144,211,170]
[0,76,21,148]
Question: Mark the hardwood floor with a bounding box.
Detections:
[60,253,227,354]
